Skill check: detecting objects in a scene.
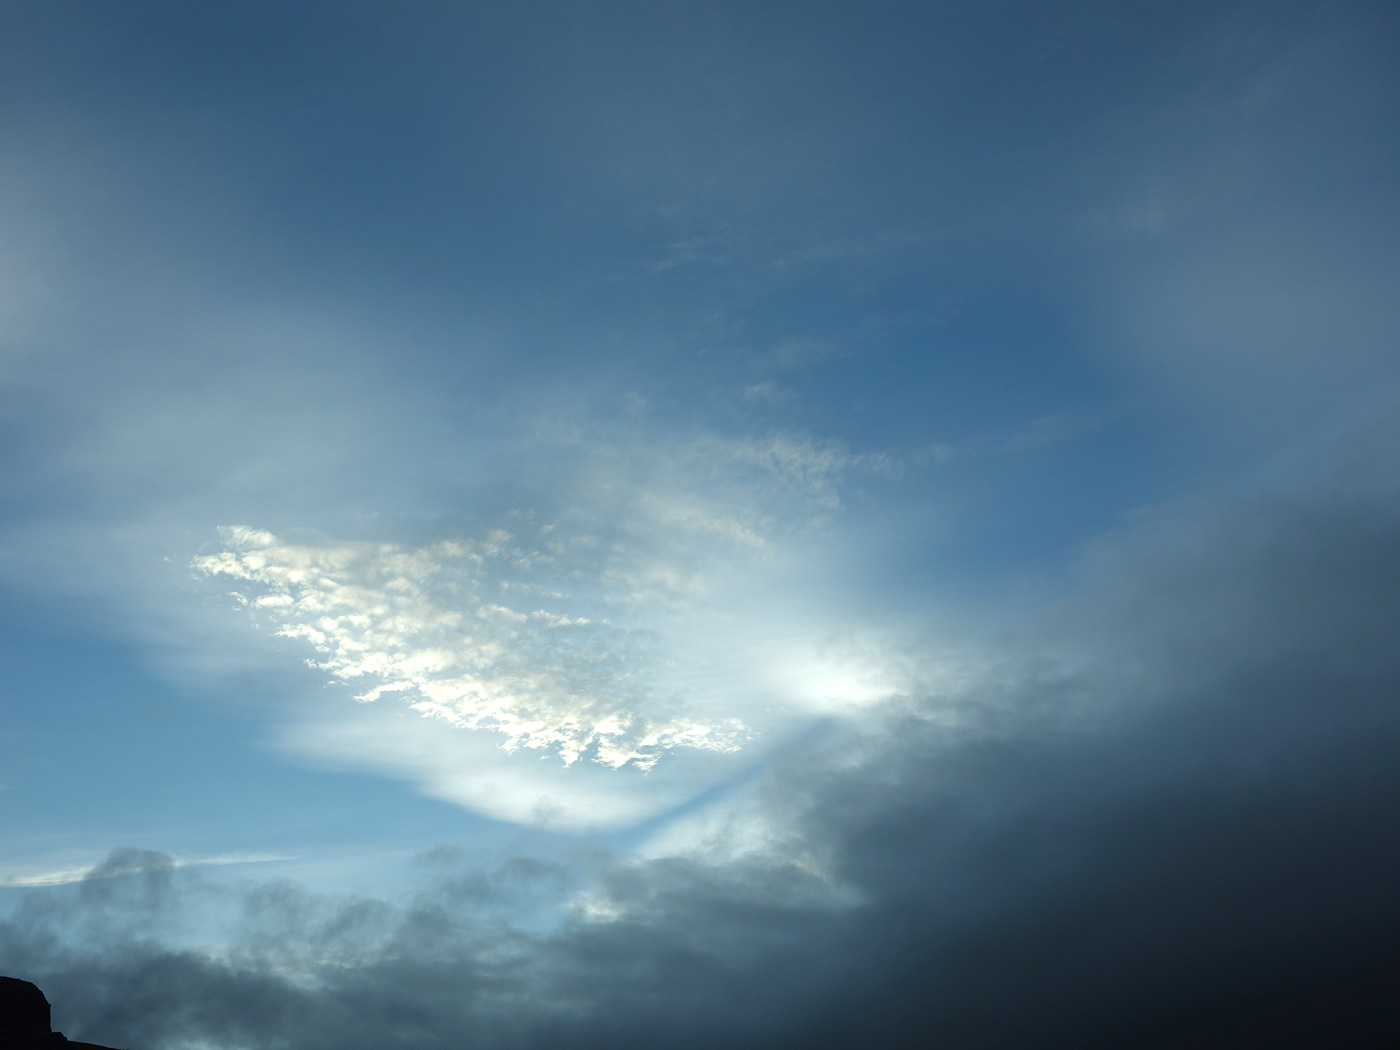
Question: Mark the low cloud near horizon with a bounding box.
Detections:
[7,469,1400,1048]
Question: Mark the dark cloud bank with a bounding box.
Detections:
[5,477,1400,1050]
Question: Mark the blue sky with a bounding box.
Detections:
[2,2,1400,1047]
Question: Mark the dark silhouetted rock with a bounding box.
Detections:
[0,977,126,1050]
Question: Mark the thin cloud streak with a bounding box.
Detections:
[1,854,290,890]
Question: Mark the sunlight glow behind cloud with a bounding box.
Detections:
[187,431,887,781]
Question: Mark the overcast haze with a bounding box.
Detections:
[2,2,1399,1047]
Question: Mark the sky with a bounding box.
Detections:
[1,1,1399,1047]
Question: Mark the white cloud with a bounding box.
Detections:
[194,525,750,772]
[272,697,716,830]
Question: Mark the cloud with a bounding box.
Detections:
[193,525,748,772]
[270,696,723,831]
[3,6,1398,1046]
[8,468,1400,1048]
[1,853,288,889]
[1081,10,1400,441]
[0,342,896,830]
[186,430,886,786]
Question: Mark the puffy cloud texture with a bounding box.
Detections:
[194,525,749,770]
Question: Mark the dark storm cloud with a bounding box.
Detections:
[5,473,1399,1049]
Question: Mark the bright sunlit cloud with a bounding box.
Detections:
[194,524,751,771]
[182,429,901,824]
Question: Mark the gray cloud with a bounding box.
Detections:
[6,468,1400,1049]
